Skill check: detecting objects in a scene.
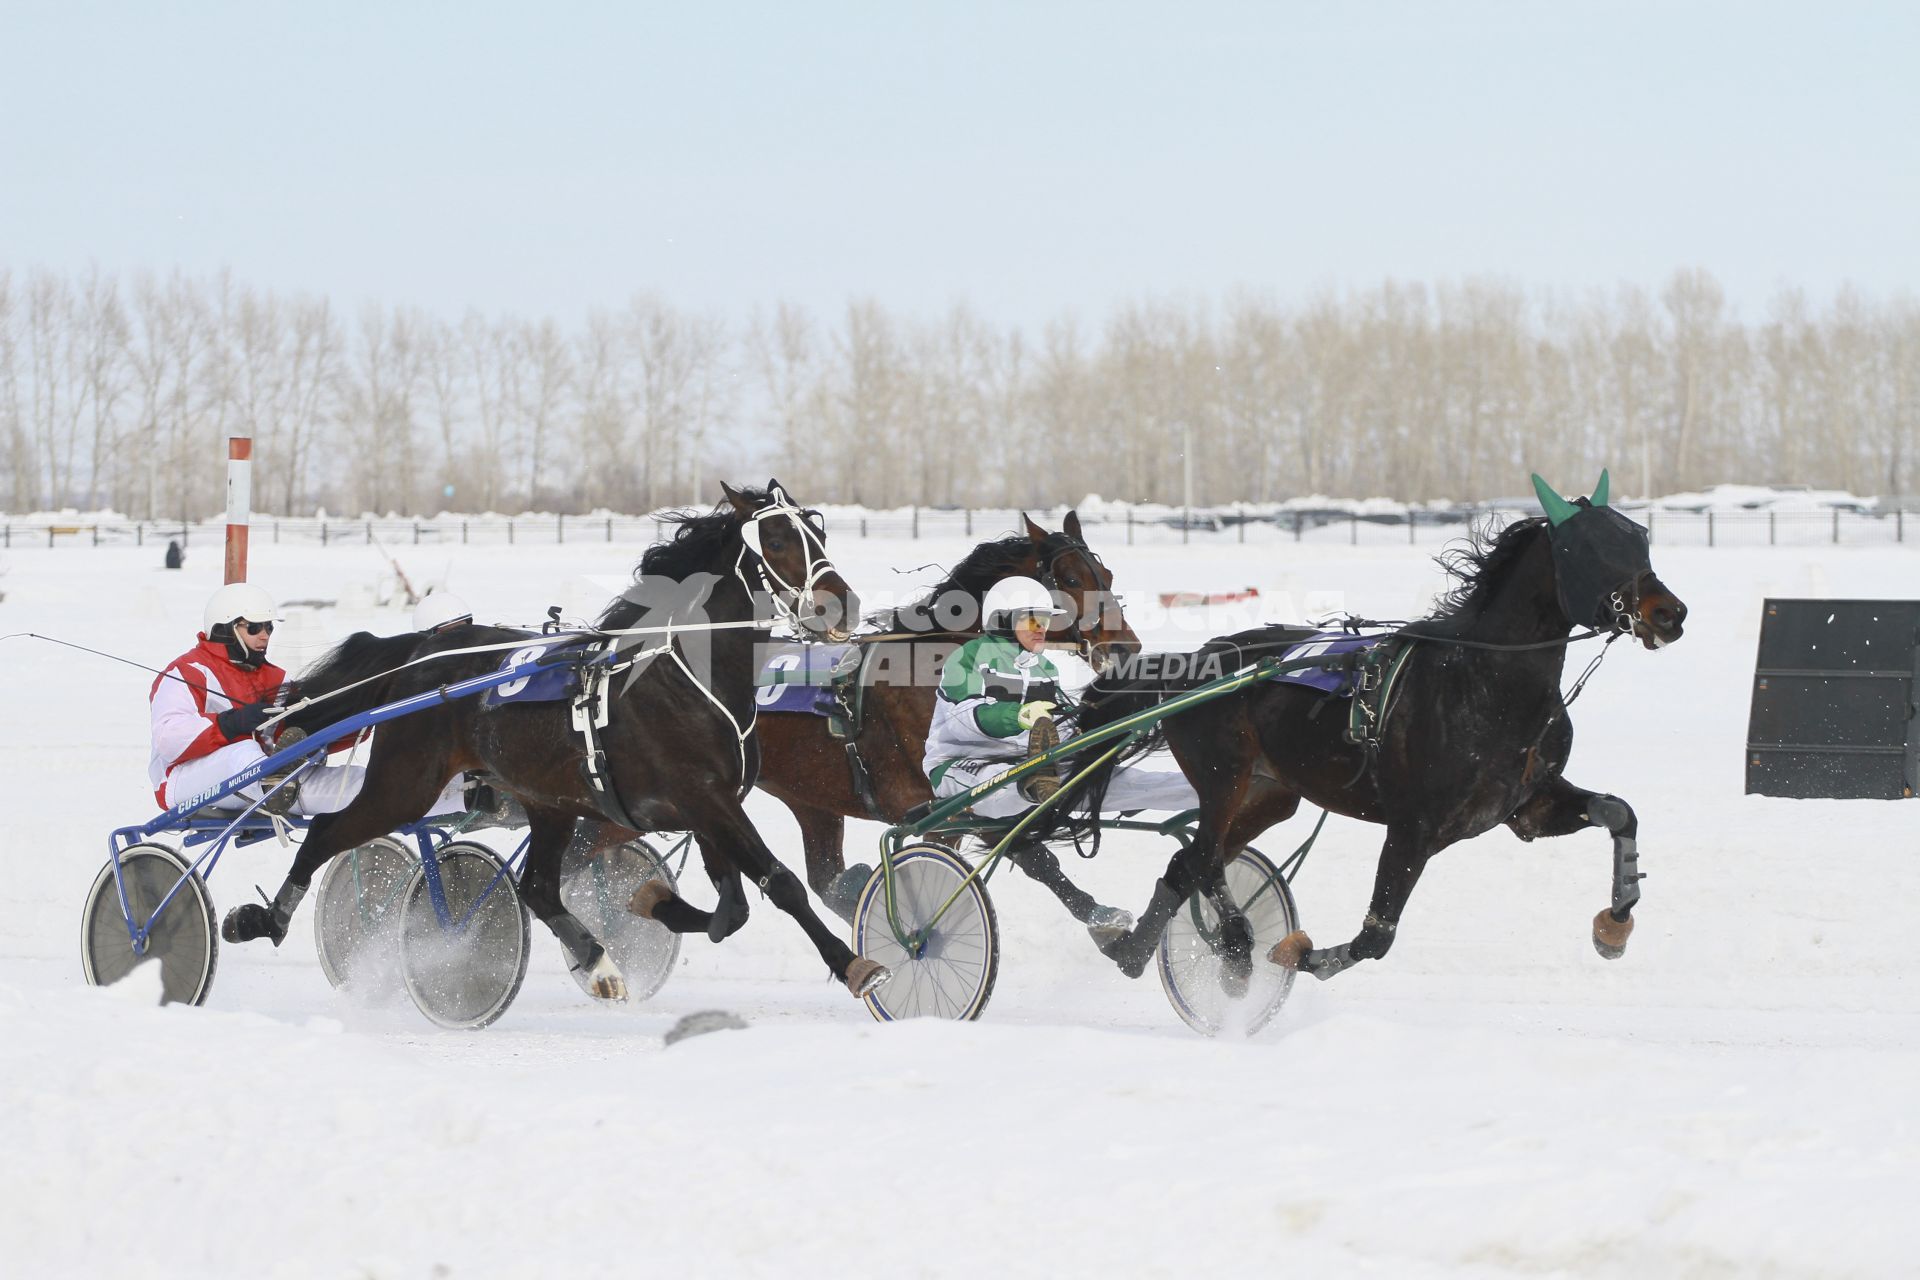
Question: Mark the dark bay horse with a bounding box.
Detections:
[752,511,1143,922]
[1073,473,1688,992]
[225,482,894,998]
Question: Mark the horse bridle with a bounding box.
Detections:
[737,490,838,631]
[1034,532,1115,666]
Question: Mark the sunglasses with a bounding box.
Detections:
[236,620,274,636]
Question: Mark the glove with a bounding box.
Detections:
[216,701,273,740]
[1016,701,1057,731]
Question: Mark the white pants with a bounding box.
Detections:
[164,738,464,818]
[931,752,1198,820]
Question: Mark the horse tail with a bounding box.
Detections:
[276,631,426,736]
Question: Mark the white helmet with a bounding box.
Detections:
[982,576,1067,631]
[412,589,474,633]
[203,582,276,635]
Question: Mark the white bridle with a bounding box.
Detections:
[736,489,844,636]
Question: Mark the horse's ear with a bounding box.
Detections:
[719,482,754,515]
[1590,469,1610,508]
[1062,509,1084,541]
[1022,513,1050,545]
[766,478,790,504]
[1531,474,1579,527]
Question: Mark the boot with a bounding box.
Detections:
[256,727,307,817]
[221,880,308,947]
[1017,716,1062,804]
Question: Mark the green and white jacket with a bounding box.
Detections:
[922,633,1070,788]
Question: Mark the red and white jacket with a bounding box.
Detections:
[148,636,286,807]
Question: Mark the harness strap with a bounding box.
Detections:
[570,660,645,832]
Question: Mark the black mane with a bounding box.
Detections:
[598,490,763,629]
[1422,515,1551,631]
[870,532,1039,632]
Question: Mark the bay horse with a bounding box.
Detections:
[1072,473,1687,992]
[751,511,1143,923]
[224,482,893,998]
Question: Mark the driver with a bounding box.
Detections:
[150,583,362,816]
[151,584,472,819]
[923,576,1197,819]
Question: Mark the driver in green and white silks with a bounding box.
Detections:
[923,576,1198,820]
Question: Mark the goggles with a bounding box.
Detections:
[235,620,274,636]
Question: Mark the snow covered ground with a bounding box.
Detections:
[2,522,1917,1278]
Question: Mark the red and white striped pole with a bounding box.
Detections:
[224,436,252,584]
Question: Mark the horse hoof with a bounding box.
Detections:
[1086,905,1134,949]
[1267,930,1313,971]
[1592,908,1634,960]
[844,957,891,997]
[628,880,673,919]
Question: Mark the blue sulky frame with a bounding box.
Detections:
[99,651,593,966]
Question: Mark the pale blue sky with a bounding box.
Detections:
[4,1,1914,329]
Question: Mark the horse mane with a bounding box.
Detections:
[1422,515,1551,632]
[598,490,764,629]
[869,532,1039,632]
[275,630,428,736]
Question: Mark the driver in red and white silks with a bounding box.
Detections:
[150,584,461,816]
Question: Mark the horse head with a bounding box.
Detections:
[724,479,859,642]
[1532,471,1687,650]
[1022,510,1142,674]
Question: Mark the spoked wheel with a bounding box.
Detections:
[313,835,418,1002]
[558,827,681,1004]
[1156,847,1299,1037]
[81,844,218,1006]
[398,841,531,1030]
[852,843,998,1022]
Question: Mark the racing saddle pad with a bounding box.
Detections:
[1258,630,1389,696]
[480,637,614,707]
[753,641,858,714]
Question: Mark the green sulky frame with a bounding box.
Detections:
[867,651,1354,955]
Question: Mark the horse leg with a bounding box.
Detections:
[1270,823,1432,980]
[700,839,753,943]
[624,837,755,943]
[688,797,889,996]
[1506,776,1643,959]
[1004,840,1134,943]
[1098,829,1229,980]
[221,763,452,947]
[518,808,626,1000]
[790,805,868,926]
[627,842,721,937]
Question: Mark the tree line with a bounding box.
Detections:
[3,266,1916,517]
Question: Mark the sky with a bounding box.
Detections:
[3,0,1916,333]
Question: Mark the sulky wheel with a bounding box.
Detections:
[558,827,682,1004]
[313,835,418,1002]
[1156,847,1299,1037]
[852,843,998,1022]
[81,844,218,1006]
[398,841,532,1030]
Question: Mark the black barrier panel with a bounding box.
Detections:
[1745,599,1920,799]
